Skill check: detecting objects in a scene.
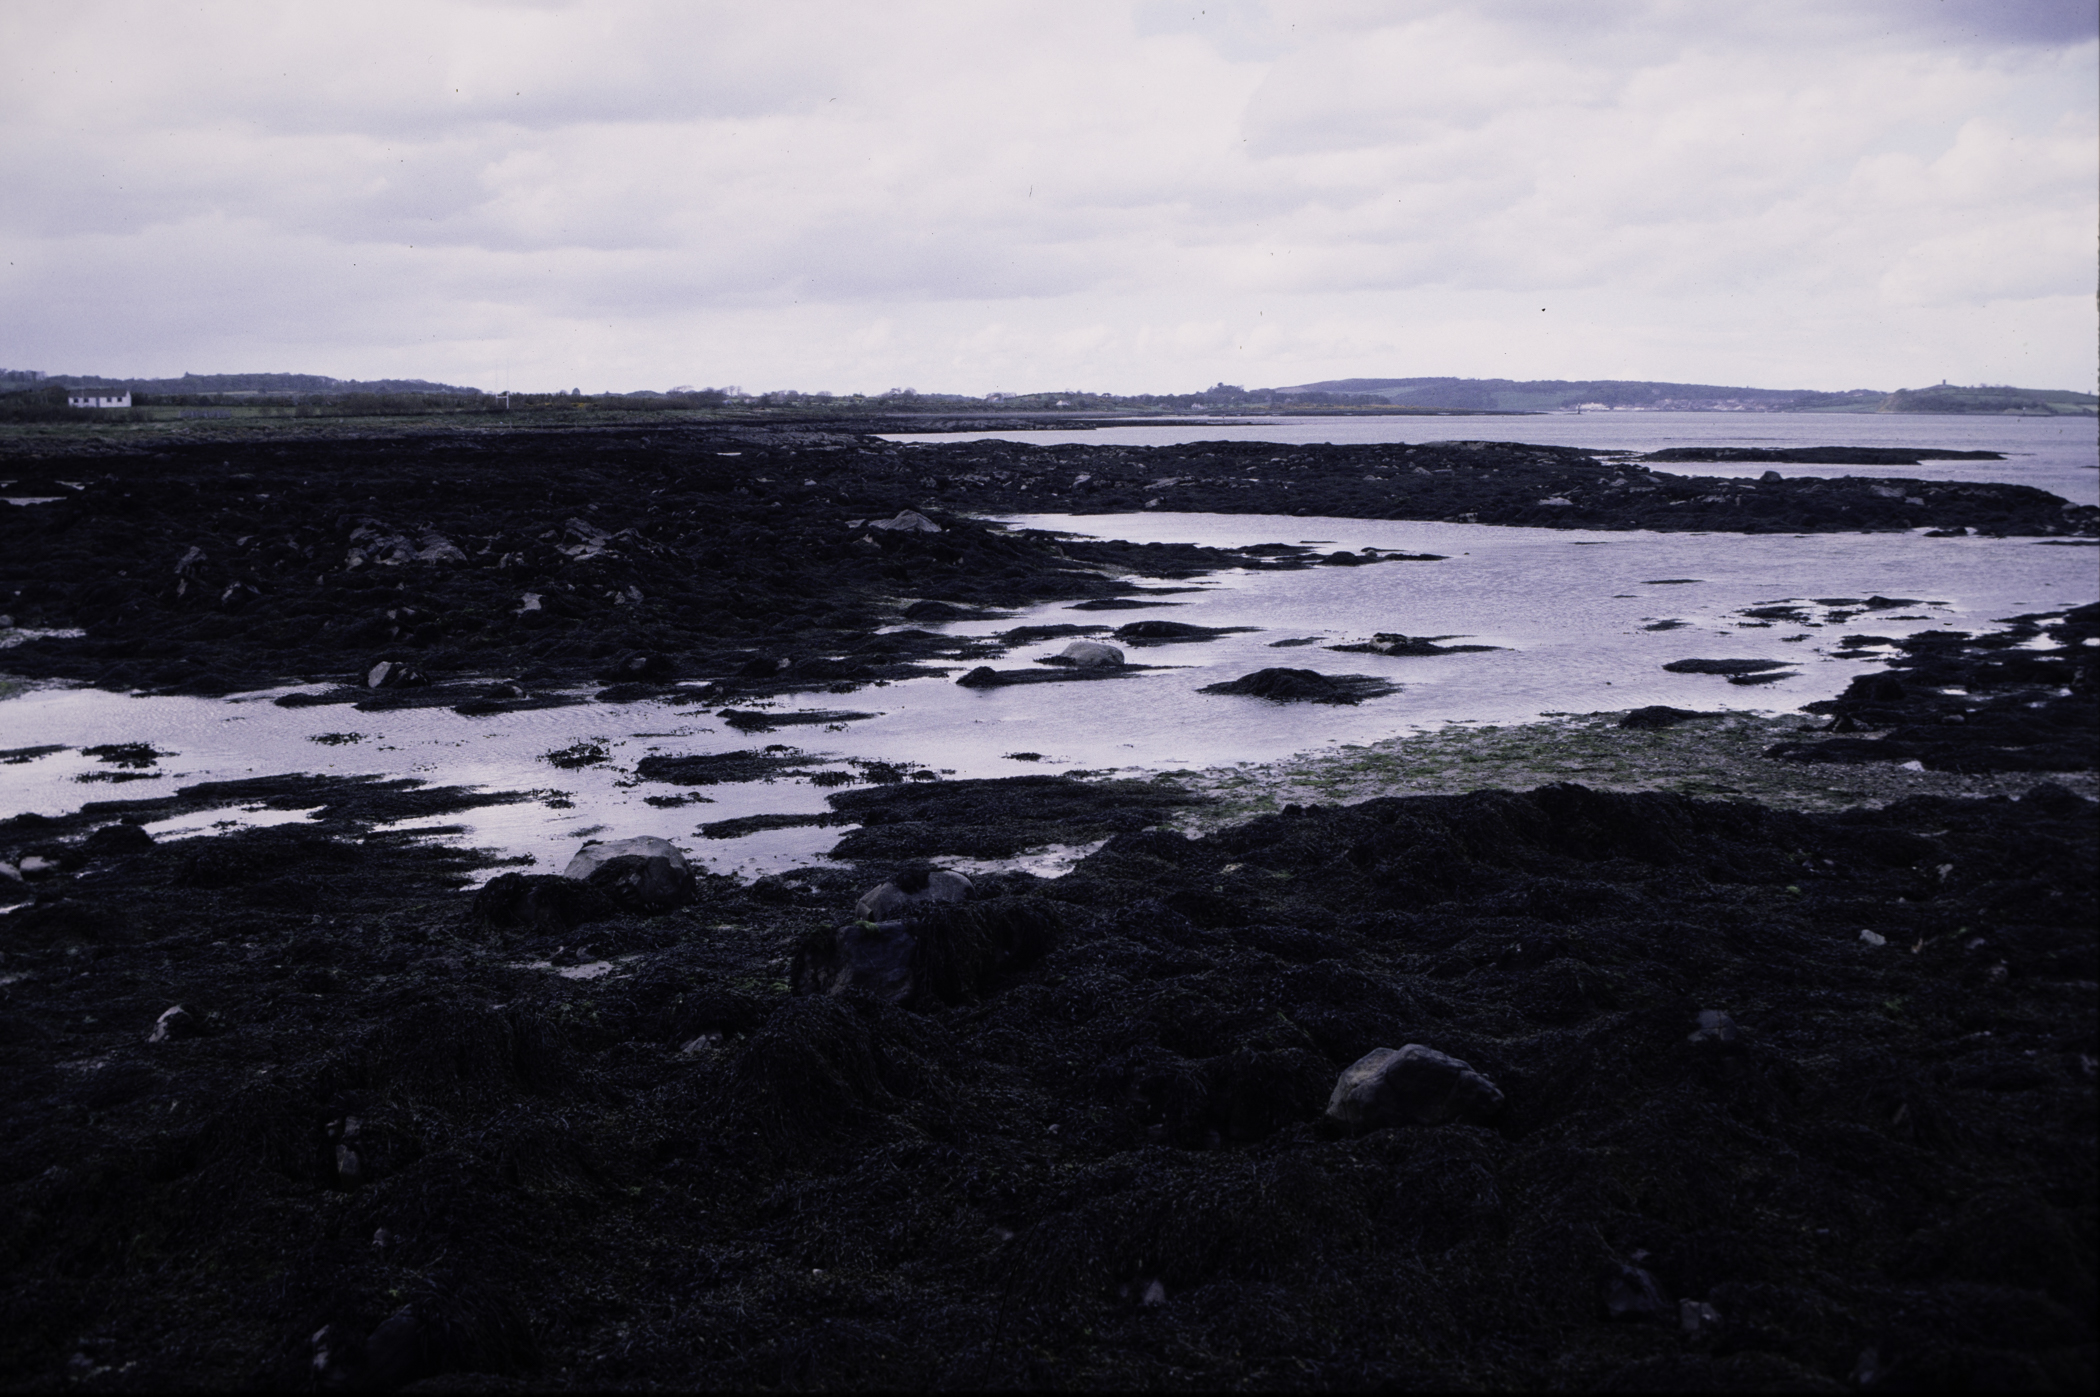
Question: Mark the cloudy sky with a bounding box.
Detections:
[2,0,2093,395]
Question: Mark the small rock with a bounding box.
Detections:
[867,509,942,533]
[1686,1009,1739,1046]
[1604,1263,1667,1321]
[365,659,428,689]
[1859,929,1887,947]
[1141,1279,1168,1307]
[362,1306,424,1390]
[85,822,155,857]
[1618,705,1711,730]
[853,867,972,921]
[600,650,676,683]
[18,855,56,878]
[147,1005,194,1043]
[1325,1044,1504,1129]
[310,1323,364,1389]
[335,1144,362,1183]
[903,599,975,621]
[1680,1299,1722,1336]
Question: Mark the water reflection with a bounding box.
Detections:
[2,514,2092,882]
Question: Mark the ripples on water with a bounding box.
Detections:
[3,511,2092,881]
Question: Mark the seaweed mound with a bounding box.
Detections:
[0,774,2092,1390]
[1663,658,1793,675]
[1198,667,1398,704]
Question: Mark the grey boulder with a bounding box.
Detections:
[1057,640,1126,668]
[1325,1044,1505,1129]
[561,836,695,913]
[854,867,972,922]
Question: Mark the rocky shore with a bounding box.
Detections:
[3,423,2093,704]
[1,420,2094,1391]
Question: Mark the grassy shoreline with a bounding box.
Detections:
[1156,708,2096,831]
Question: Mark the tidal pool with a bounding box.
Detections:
[2,515,2091,881]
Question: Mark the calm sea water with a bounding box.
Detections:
[4,508,2091,881]
[882,412,2100,506]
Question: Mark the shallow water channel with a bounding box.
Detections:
[2,514,2093,882]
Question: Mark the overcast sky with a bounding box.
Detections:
[3,0,2093,395]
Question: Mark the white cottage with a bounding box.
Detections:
[67,388,132,409]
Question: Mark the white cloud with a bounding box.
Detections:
[0,0,2091,392]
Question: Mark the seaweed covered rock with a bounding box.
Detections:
[796,919,918,1002]
[83,821,155,857]
[1110,620,1258,646]
[793,894,1067,1007]
[1618,705,1715,729]
[1329,632,1504,656]
[1324,1044,1505,1129]
[1662,658,1793,676]
[1197,667,1398,704]
[472,872,619,934]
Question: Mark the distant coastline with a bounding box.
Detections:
[1,368,2092,425]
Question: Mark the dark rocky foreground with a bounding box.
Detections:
[3,422,2093,703]
[1,764,2094,1391]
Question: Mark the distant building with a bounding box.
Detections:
[68,388,132,409]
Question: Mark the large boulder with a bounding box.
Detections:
[561,836,695,914]
[85,822,155,858]
[853,867,972,921]
[794,919,918,1002]
[1325,1044,1505,1129]
[1056,640,1125,668]
[471,873,619,934]
[793,895,1066,1007]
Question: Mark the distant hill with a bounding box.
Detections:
[1269,377,2096,415]
[1878,383,2097,415]
[39,371,485,396]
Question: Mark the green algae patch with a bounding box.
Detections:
[1166,710,2098,834]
